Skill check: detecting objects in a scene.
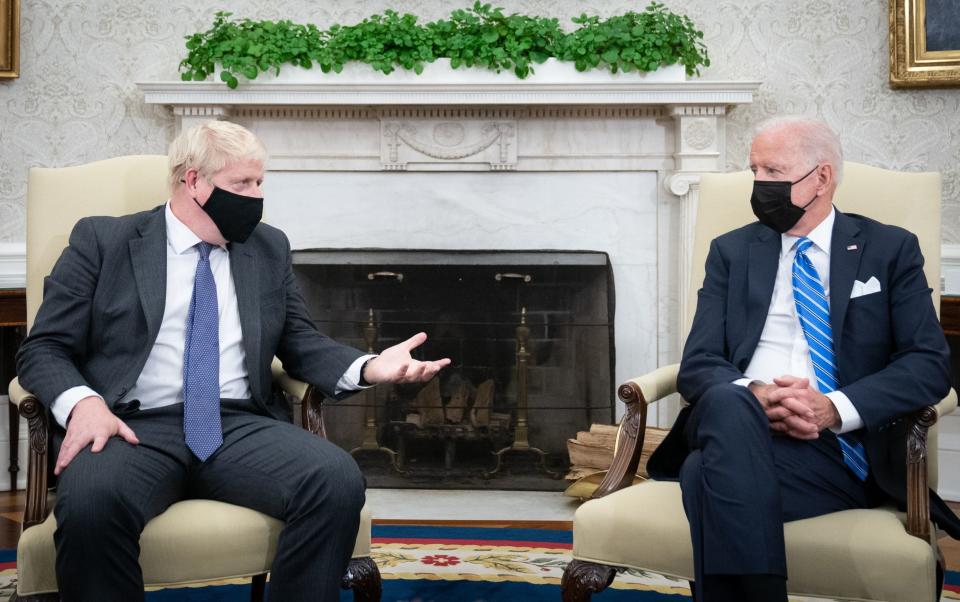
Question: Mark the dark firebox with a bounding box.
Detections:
[291,250,615,491]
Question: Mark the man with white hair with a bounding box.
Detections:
[646,116,956,601]
[16,120,450,601]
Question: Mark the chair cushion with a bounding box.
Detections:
[17,498,373,596]
[572,481,936,602]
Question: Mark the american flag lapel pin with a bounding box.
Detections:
[847,244,858,251]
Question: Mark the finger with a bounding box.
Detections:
[393,363,409,381]
[773,375,802,387]
[767,387,797,403]
[433,358,452,368]
[768,420,788,432]
[402,332,428,351]
[117,420,140,445]
[55,442,80,476]
[403,362,427,383]
[420,362,445,381]
[782,415,818,436]
[765,406,794,421]
[90,434,109,454]
[777,396,815,420]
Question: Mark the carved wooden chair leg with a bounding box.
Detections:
[341,557,383,602]
[250,573,267,602]
[561,559,616,602]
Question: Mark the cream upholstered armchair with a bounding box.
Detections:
[8,156,381,601]
[561,162,959,602]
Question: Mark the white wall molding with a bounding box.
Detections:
[943,243,960,295]
[0,242,26,289]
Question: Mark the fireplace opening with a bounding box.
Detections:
[292,250,615,490]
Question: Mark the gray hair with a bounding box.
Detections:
[168,120,268,191]
[752,115,844,182]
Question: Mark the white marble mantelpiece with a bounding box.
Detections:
[139,72,760,425]
[139,80,759,108]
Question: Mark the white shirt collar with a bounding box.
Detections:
[781,206,836,257]
[164,201,226,255]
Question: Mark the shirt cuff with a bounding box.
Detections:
[826,390,863,434]
[733,378,754,388]
[334,354,378,395]
[51,386,103,429]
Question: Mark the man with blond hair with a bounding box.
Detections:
[646,116,956,601]
[16,120,449,601]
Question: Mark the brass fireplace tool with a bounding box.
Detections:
[350,308,405,474]
[486,307,560,478]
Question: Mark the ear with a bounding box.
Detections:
[182,168,201,194]
[816,163,834,194]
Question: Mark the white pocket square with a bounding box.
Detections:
[850,276,881,299]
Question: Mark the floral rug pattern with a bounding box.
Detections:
[1,528,958,601]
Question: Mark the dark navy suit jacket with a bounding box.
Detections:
[16,205,364,423]
[648,209,959,536]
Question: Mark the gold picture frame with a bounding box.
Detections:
[0,0,18,79]
[890,0,960,88]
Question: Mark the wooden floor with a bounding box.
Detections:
[0,491,958,570]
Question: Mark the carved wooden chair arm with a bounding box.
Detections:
[592,364,680,499]
[8,377,51,529]
[907,388,958,540]
[270,358,326,439]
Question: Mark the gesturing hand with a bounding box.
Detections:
[55,396,139,476]
[361,332,451,384]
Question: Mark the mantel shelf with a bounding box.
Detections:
[138,79,761,107]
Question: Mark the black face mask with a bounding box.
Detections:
[192,185,263,243]
[750,165,820,234]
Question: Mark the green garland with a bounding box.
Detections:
[180,2,710,89]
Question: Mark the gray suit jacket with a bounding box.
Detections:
[16,205,364,422]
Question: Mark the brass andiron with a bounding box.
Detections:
[350,309,405,474]
[486,307,559,478]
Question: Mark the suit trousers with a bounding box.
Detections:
[52,399,366,602]
[678,383,881,593]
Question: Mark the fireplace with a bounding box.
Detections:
[294,250,613,489]
[141,73,758,440]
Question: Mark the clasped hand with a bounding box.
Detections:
[749,375,841,440]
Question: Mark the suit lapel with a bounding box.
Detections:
[129,209,167,345]
[230,241,262,399]
[829,210,864,360]
[745,227,780,360]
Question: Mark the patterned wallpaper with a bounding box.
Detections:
[0,0,958,243]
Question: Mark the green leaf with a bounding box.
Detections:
[178,4,708,85]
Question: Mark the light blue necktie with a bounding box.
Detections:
[183,241,223,461]
[792,237,868,481]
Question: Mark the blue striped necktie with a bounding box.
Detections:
[183,241,223,461]
[792,237,868,481]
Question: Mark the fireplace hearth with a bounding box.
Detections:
[293,250,614,490]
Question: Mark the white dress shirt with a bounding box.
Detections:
[51,202,371,428]
[734,208,863,433]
